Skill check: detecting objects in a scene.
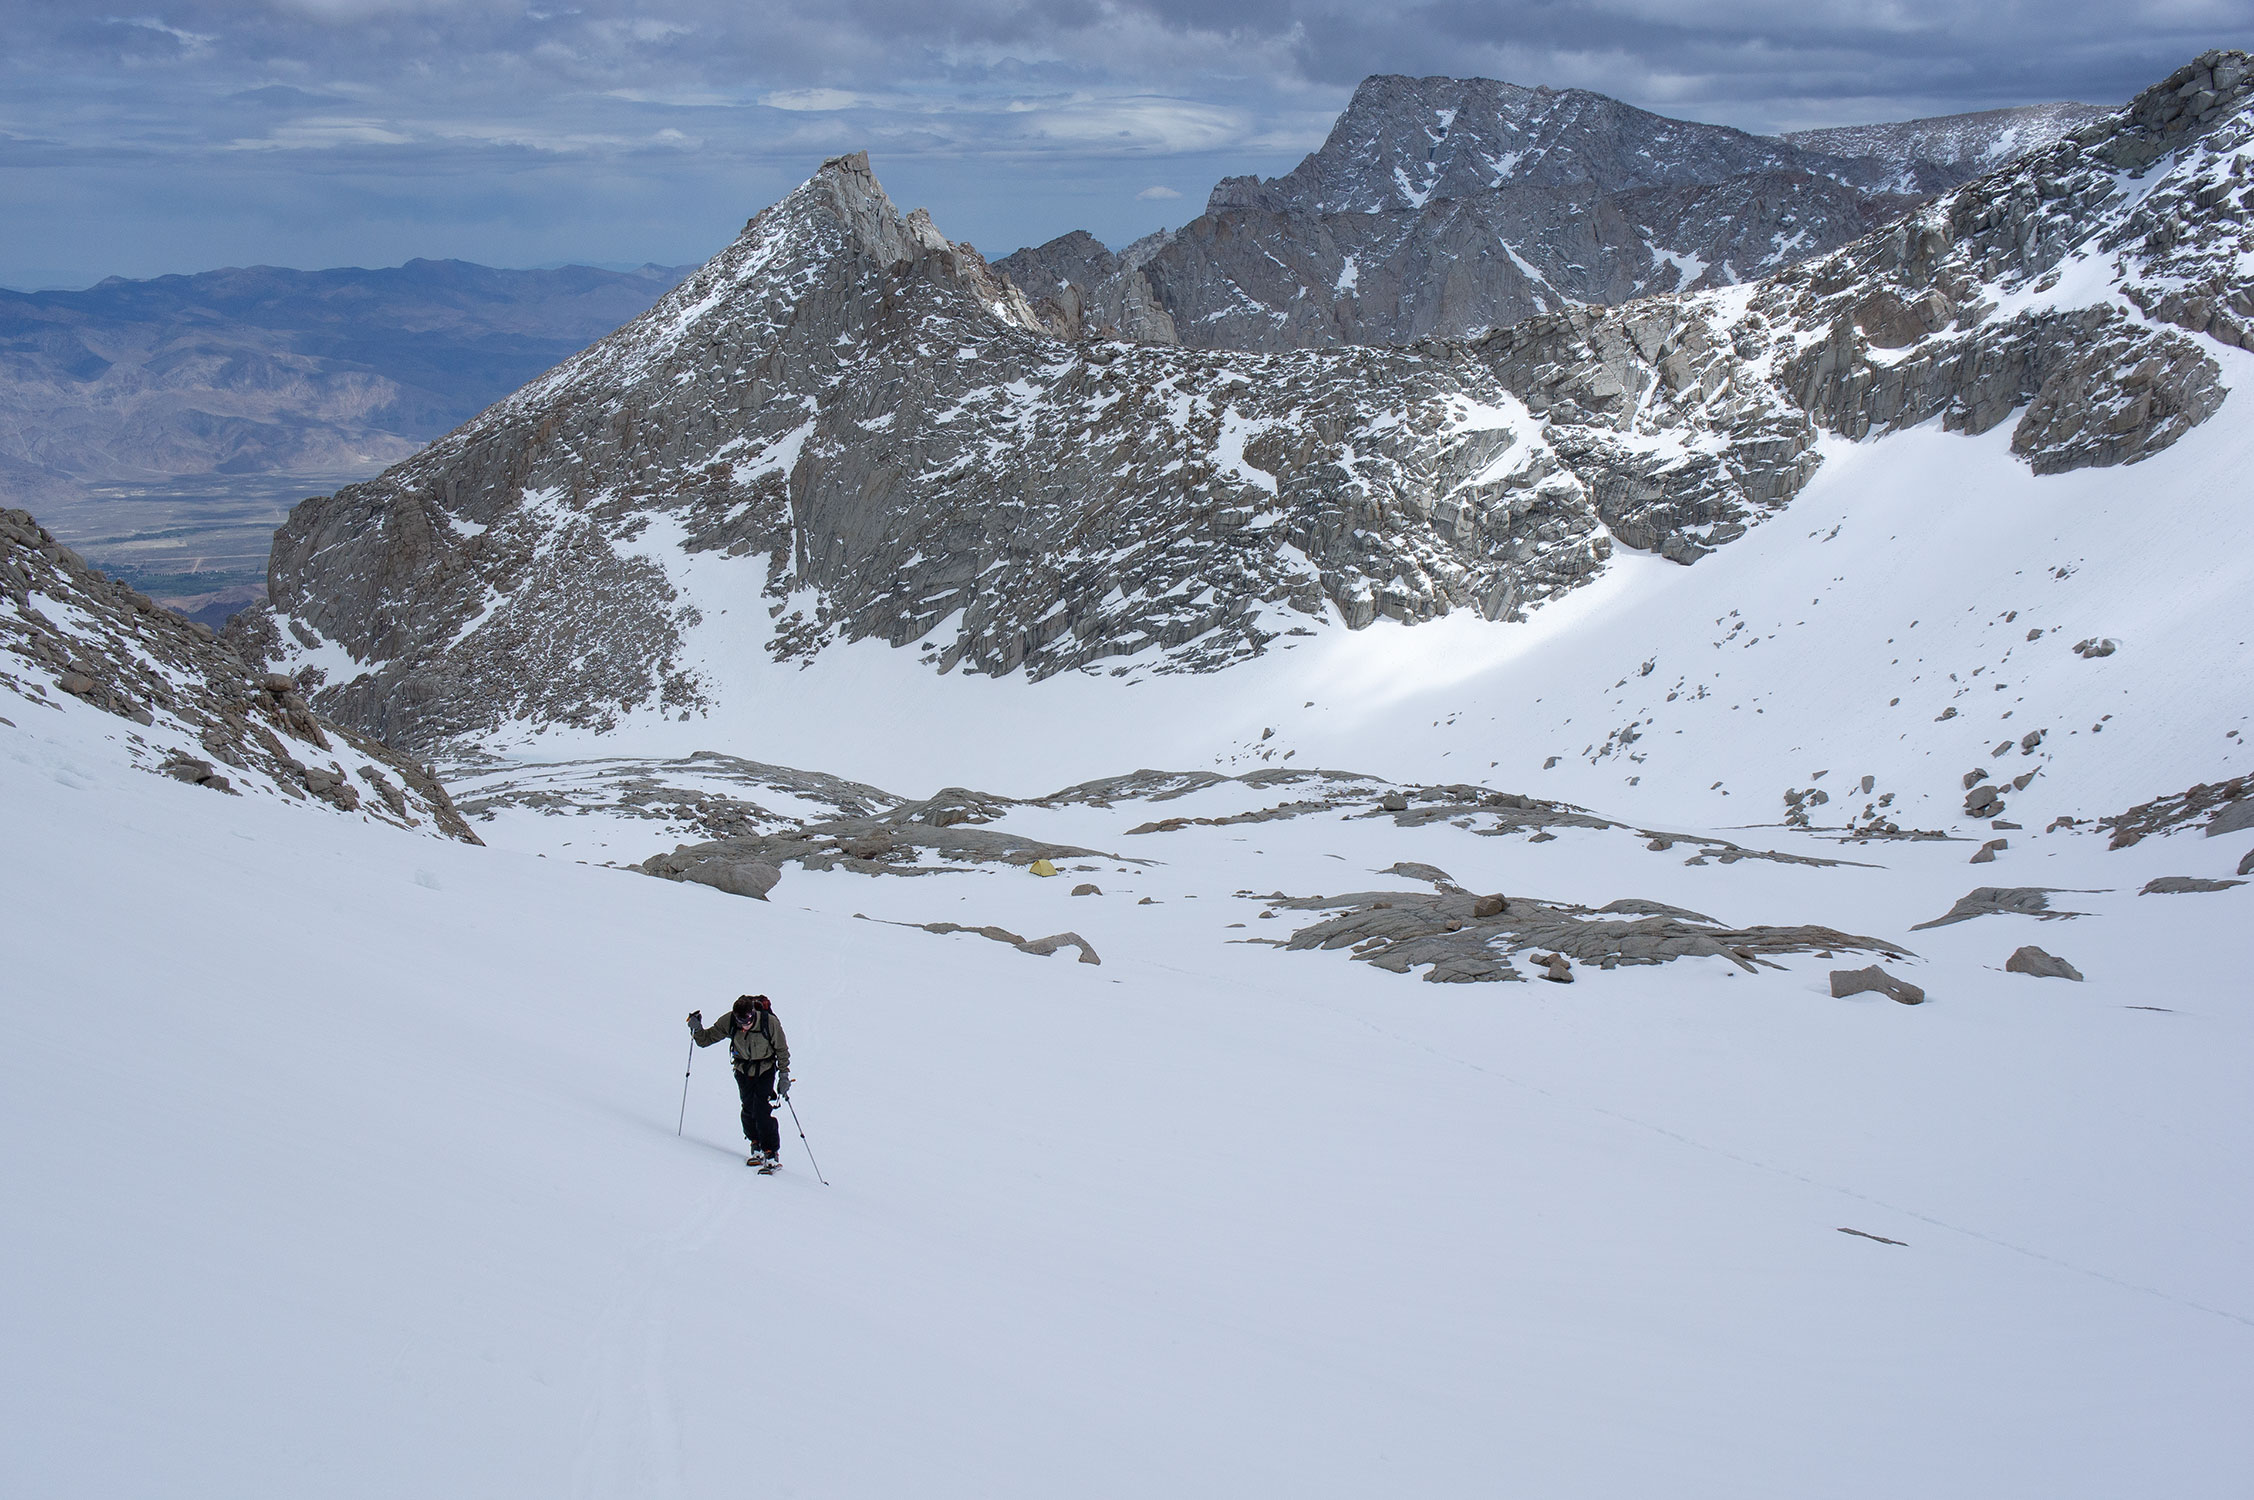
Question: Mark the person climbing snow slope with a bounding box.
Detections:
[688,995,793,1171]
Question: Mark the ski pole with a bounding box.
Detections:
[784,1095,828,1185]
[676,1038,695,1136]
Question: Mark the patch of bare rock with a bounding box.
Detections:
[2139,875,2246,895]
[1911,886,2091,929]
[2006,946,2084,980]
[1,507,477,841]
[1829,967,1927,1005]
[1265,887,1909,984]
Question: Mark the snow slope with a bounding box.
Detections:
[5,649,2252,1497]
[448,387,2254,849]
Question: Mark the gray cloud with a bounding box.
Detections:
[2,0,2246,286]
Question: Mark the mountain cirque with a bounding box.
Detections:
[238,54,2254,762]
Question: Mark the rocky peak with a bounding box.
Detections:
[1003,73,2123,356]
[240,53,2254,755]
[1248,73,1922,217]
[993,230,1178,345]
[1034,73,1966,353]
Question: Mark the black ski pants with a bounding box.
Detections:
[734,1066,780,1156]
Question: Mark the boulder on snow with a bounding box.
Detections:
[1536,952,1574,984]
[1071,882,1102,896]
[1831,966,1926,1004]
[1970,838,2008,864]
[684,859,783,901]
[2005,946,2084,980]
[2139,875,2246,894]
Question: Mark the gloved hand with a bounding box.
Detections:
[686,1010,702,1032]
[775,1071,792,1099]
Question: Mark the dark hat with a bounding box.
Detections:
[733,993,771,1015]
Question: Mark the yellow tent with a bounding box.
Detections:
[1029,858,1058,877]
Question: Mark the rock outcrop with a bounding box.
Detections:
[2005,946,2085,980]
[1830,966,1927,1004]
[0,507,478,840]
[1911,886,2087,929]
[1271,887,1908,985]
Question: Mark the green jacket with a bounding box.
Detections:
[693,1008,790,1076]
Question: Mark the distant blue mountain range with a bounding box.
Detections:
[0,258,695,497]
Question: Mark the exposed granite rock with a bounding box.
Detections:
[2006,945,2084,980]
[2097,772,2254,848]
[0,507,477,841]
[2205,799,2254,837]
[994,230,1178,344]
[1830,966,1927,1004]
[2139,875,2246,894]
[1054,76,1970,353]
[1911,886,2088,928]
[1270,886,1907,984]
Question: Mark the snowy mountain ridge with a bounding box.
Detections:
[234,52,2254,783]
[5,57,2254,1500]
[1783,101,2113,187]
[1000,80,2103,352]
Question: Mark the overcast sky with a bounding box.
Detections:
[3,0,2247,288]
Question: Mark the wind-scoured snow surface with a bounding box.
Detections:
[5,639,2253,1495]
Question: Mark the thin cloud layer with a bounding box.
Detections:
[2,0,2244,285]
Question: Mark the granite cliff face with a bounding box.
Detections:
[244,54,2251,756]
[1002,80,2102,355]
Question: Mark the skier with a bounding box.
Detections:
[687,994,793,1171]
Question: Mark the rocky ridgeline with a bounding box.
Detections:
[243,54,2254,754]
[247,153,1789,749]
[1781,103,2113,185]
[0,508,478,840]
[1738,51,2254,472]
[1001,81,2100,354]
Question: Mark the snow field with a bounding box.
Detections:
[469,386,2254,849]
[5,696,2251,1497]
